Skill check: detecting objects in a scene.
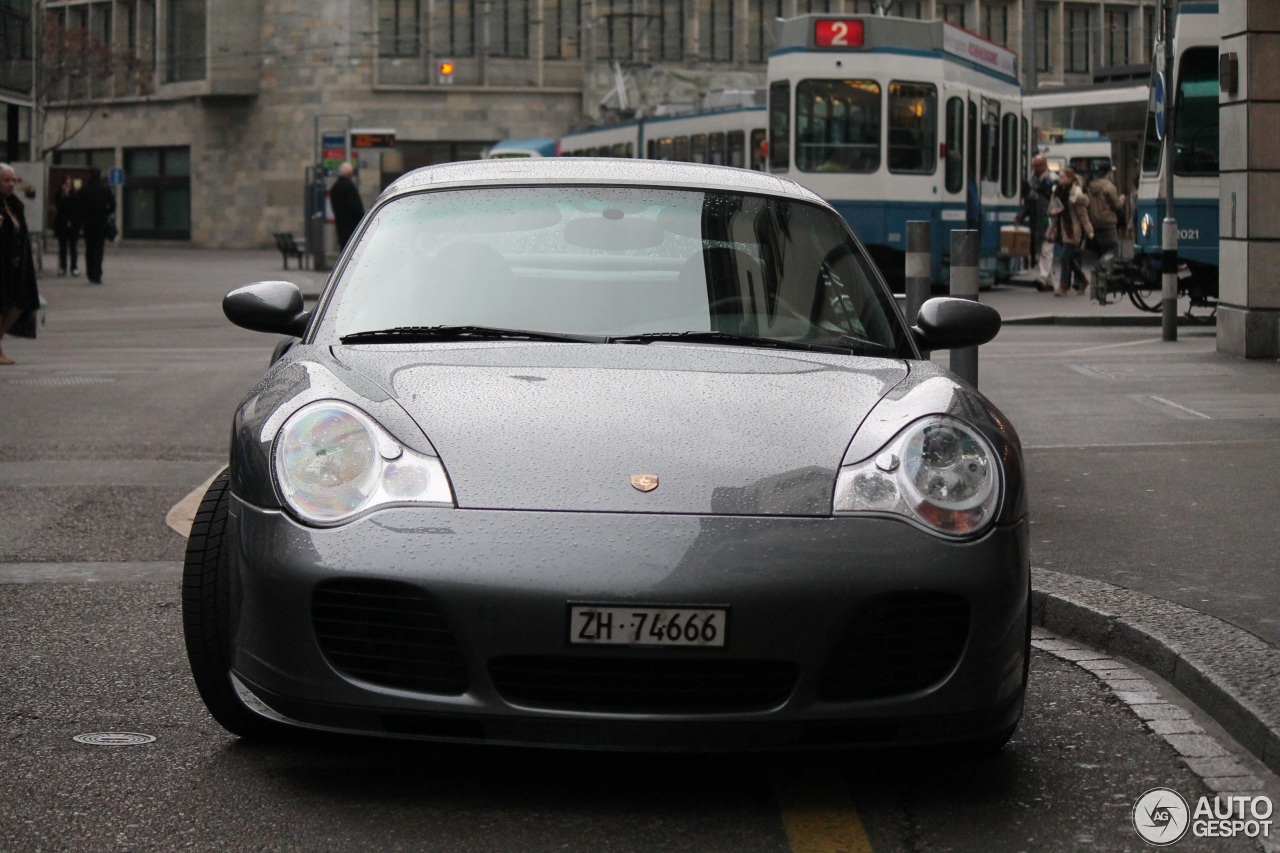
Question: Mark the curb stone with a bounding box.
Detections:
[1032,568,1280,778]
[1031,629,1280,853]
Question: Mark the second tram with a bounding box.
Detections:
[766,14,1026,288]
[1130,0,1219,311]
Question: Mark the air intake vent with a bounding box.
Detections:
[817,593,969,701]
[312,579,469,695]
[489,656,798,714]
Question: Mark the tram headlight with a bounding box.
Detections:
[1140,213,1153,239]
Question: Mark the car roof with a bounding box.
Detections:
[380,158,826,206]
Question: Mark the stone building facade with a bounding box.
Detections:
[31,0,1157,248]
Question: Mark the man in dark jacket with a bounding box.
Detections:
[78,168,116,285]
[329,163,365,249]
[1016,155,1056,290]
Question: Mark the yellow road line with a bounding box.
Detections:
[164,468,224,538]
[774,763,874,853]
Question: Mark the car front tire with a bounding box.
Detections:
[181,470,293,741]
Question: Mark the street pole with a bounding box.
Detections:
[949,229,980,387]
[904,220,931,325]
[1161,0,1178,342]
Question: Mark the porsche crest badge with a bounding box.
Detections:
[630,474,659,492]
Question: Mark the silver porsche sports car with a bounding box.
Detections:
[184,158,1029,752]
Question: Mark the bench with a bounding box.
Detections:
[272,232,309,270]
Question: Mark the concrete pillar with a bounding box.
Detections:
[1218,0,1280,358]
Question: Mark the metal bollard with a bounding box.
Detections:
[1162,217,1178,342]
[904,221,931,324]
[949,229,980,386]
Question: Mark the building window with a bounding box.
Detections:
[748,0,782,64]
[123,146,190,240]
[1036,7,1052,73]
[897,2,923,19]
[797,0,831,15]
[433,0,476,57]
[982,3,1008,47]
[599,0,637,62]
[0,0,32,93]
[1105,9,1129,66]
[165,0,205,82]
[491,0,528,57]
[939,2,964,28]
[1065,6,1091,74]
[1143,7,1154,62]
[380,0,421,57]
[543,0,580,58]
[657,0,685,61]
[702,0,733,63]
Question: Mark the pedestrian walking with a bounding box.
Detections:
[329,162,365,250]
[1087,162,1128,271]
[1016,155,1056,291]
[78,168,116,285]
[0,163,41,364]
[1047,166,1093,297]
[52,176,81,277]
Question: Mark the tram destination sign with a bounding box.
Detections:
[942,23,1017,78]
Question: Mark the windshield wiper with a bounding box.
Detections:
[340,325,607,345]
[608,330,890,356]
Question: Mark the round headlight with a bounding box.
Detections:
[834,415,1002,537]
[1140,213,1153,239]
[275,403,380,522]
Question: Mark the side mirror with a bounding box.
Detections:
[223,281,311,337]
[910,297,1001,351]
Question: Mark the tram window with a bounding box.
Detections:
[611,143,629,157]
[1000,113,1019,198]
[1021,116,1029,185]
[709,132,727,165]
[691,134,708,163]
[673,136,691,162]
[728,131,746,168]
[769,81,790,171]
[944,97,964,193]
[1173,47,1219,177]
[647,140,657,159]
[625,142,634,157]
[888,82,937,174]
[655,138,675,160]
[751,128,767,171]
[796,79,881,173]
[981,100,1000,182]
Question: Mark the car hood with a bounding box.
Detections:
[331,342,908,516]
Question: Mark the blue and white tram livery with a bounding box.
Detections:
[560,101,767,171]
[1132,1,1218,308]
[766,15,1027,288]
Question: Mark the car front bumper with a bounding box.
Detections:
[228,497,1030,750]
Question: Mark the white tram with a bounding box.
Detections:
[766,15,1026,287]
[560,95,767,171]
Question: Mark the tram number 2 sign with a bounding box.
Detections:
[814,19,865,48]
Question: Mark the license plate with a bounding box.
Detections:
[568,605,728,647]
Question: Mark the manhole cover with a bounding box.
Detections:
[72,732,157,746]
[6,376,117,387]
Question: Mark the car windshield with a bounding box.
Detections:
[317,185,910,356]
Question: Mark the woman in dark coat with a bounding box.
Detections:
[0,163,41,364]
